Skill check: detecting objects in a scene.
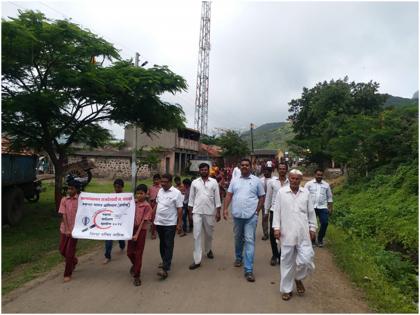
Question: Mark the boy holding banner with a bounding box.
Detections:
[127,184,153,286]
[58,180,80,283]
[103,179,126,264]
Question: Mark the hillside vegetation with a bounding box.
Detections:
[287,78,418,313]
[330,162,418,312]
[240,122,295,150]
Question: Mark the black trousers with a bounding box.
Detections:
[269,211,280,259]
[156,225,176,271]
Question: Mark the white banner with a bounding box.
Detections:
[72,192,135,240]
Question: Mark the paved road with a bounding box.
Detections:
[3,217,371,313]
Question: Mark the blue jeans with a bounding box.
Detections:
[315,208,329,243]
[104,240,126,259]
[182,203,193,232]
[233,214,258,273]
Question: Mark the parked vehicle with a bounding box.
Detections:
[2,154,42,225]
[188,158,213,174]
[61,158,95,195]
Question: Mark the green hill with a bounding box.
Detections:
[384,94,418,107]
[241,122,294,150]
[238,94,416,151]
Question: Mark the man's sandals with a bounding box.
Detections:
[282,280,305,301]
[295,280,306,295]
[282,292,292,301]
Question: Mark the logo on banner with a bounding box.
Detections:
[73,192,135,240]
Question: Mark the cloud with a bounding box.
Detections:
[3,1,417,138]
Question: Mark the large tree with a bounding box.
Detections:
[2,10,187,209]
[288,77,386,167]
[217,130,250,164]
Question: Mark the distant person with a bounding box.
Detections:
[273,169,317,301]
[232,162,241,180]
[223,158,265,282]
[58,180,80,283]
[259,167,274,241]
[174,176,185,235]
[264,162,289,265]
[181,178,192,236]
[148,174,161,240]
[216,173,226,201]
[255,163,262,177]
[266,160,273,171]
[304,169,333,247]
[188,163,222,270]
[103,179,126,264]
[127,184,152,286]
[209,163,219,178]
[154,174,183,279]
[174,176,185,194]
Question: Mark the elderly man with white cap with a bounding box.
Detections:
[272,169,317,301]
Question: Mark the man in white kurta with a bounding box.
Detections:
[259,167,277,240]
[272,169,317,300]
[232,163,241,180]
[188,163,222,269]
[264,162,289,265]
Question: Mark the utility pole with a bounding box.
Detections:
[194,1,211,136]
[131,52,140,192]
[250,123,255,153]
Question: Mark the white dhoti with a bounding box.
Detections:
[280,241,315,293]
[193,213,215,264]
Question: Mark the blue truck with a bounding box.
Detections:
[2,153,42,225]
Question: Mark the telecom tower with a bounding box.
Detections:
[194,1,211,135]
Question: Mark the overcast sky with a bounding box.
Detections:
[2,0,418,139]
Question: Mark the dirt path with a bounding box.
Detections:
[2,217,371,313]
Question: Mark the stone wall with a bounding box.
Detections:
[68,155,151,180]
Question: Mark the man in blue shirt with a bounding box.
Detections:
[223,158,265,282]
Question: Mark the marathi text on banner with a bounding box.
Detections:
[72,192,135,240]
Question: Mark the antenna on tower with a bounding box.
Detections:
[194,1,211,136]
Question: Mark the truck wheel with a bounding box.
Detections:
[3,187,25,226]
[26,192,40,203]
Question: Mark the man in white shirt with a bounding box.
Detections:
[259,167,277,241]
[188,163,222,270]
[154,174,184,279]
[232,163,241,180]
[304,169,333,247]
[264,161,289,266]
[273,169,317,301]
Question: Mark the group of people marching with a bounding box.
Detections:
[58,160,333,301]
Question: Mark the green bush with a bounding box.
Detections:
[329,226,418,313]
[330,162,418,312]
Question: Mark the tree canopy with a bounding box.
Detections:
[288,76,418,175]
[2,10,188,208]
[217,130,250,162]
[288,77,386,168]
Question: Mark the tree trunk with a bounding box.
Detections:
[53,162,64,212]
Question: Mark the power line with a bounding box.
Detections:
[10,0,146,62]
[6,1,27,11]
[38,1,141,58]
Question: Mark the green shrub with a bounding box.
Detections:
[330,163,418,312]
[329,226,418,313]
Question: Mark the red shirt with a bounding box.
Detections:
[135,200,153,230]
[149,184,161,201]
[59,194,79,234]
